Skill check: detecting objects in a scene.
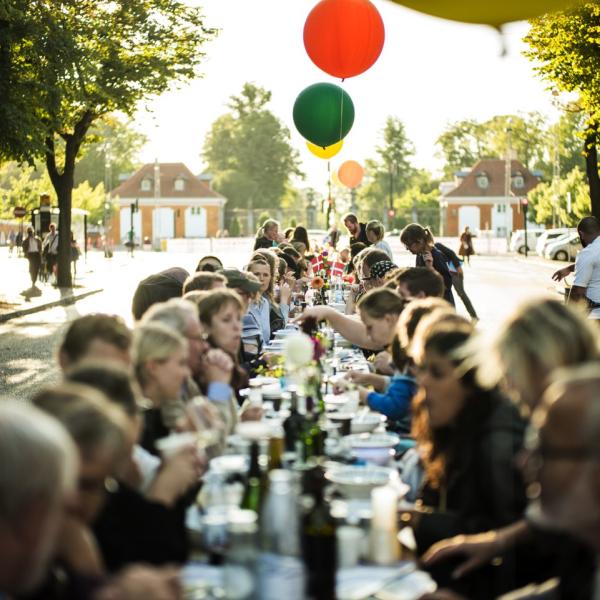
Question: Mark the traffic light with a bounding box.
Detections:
[387,208,396,218]
[521,198,529,215]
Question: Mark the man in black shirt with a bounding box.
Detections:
[343,213,371,247]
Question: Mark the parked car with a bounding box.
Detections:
[509,229,545,254]
[535,228,572,256]
[544,232,582,261]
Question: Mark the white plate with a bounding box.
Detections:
[351,413,386,434]
[346,432,400,449]
[326,465,397,499]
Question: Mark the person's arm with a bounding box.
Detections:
[552,263,575,282]
[422,520,531,580]
[295,306,381,350]
[570,253,592,304]
[345,371,390,391]
[364,376,416,421]
[437,243,462,271]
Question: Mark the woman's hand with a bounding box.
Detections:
[421,531,504,580]
[96,565,182,600]
[279,282,292,305]
[202,349,233,384]
[147,445,204,507]
[422,251,434,269]
[294,305,333,325]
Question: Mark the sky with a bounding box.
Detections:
[134,0,557,193]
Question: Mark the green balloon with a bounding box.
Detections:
[293,83,355,148]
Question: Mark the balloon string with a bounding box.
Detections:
[339,86,344,145]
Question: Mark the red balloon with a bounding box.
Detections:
[304,0,385,79]
[338,160,364,188]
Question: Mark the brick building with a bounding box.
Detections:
[110,162,227,244]
[439,159,541,237]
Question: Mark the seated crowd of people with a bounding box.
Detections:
[2,215,600,600]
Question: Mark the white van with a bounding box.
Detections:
[509,229,545,254]
[535,228,572,256]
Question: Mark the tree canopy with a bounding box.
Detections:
[0,0,216,286]
[524,3,600,219]
[202,83,303,217]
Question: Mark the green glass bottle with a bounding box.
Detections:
[241,441,266,515]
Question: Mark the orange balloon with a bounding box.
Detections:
[338,160,364,188]
[304,0,385,79]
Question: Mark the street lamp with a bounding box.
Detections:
[504,120,513,250]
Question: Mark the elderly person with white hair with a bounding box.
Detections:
[0,401,77,597]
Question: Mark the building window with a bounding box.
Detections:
[141,178,151,192]
[476,173,489,189]
[190,207,203,215]
[174,178,185,191]
[513,173,525,189]
[495,204,507,213]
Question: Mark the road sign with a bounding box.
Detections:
[13,206,27,218]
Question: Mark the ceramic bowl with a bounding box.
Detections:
[325,465,398,499]
[351,413,386,434]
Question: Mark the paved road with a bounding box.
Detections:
[0,245,564,402]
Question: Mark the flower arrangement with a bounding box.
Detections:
[311,276,324,290]
[254,355,285,379]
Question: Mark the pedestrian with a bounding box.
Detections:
[42,223,59,282]
[553,216,600,318]
[434,242,478,319]
[15,229,23,257]
[343,212,371,246]
[401,223,455,305]
[458,226,475,265]
[70,231,80,278]
[8,229,15,255]
[22,226,42,290]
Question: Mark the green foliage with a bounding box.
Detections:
[0,0,216,285]
[0,162,52,217]
[258,211,272,227]
[528,167,590,226]
[74,116,147,190]
[229,217,241,237]
[203,83,303,213]
[72,181,107,224]
[435,112,585,179]
[525,4,600,122]
[357,117,416,214]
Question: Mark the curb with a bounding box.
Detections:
[0,288,103,323]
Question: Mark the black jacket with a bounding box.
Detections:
[416,246,454,305]
[253,236,275,250]
[415,393,527,597]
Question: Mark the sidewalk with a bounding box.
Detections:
[0,248,104,322]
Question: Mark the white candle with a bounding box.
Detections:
[371,485,398,530]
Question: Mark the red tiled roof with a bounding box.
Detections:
[110,162,224,199]
[446,159,540,198]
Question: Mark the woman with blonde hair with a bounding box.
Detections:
[254,218,283,250]
[132,322,190,454]
[366,220,393,260]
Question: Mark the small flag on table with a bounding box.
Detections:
[331,261,345,278]
[310,255,323,272]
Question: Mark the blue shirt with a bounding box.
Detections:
[247,296,271,344]
[367,374,417,423]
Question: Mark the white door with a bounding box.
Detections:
[458,206,480,234]
[154,208,174,239]
[492,204,513,238]
[120,207,142,243]
[185,207,207,238]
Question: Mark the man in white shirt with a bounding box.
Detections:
[42,222,59,279]
[570,217,600,318]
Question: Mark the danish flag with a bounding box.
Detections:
[330,261,345,278]
[310,255,323,272]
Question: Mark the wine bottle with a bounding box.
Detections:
[300,465,337,600]
[241,441,266,514]
[283,390,306,454]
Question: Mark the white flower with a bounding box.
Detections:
[283,332,314,369]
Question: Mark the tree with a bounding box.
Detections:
[74,117,147,190]
[357,117,416,216]
[436,113,551,178]
[525,3,600,220]
[203,83,303,220]
[0,0,216,287]
[528,167,590,226]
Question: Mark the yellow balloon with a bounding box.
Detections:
[389,0,575,26]
[306,139,344,159]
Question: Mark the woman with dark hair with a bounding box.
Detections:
[407,317,526,597]
[195,255,223,273]
[196,289,249,406]
[400,223,454,305]
[291,225,311,253]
